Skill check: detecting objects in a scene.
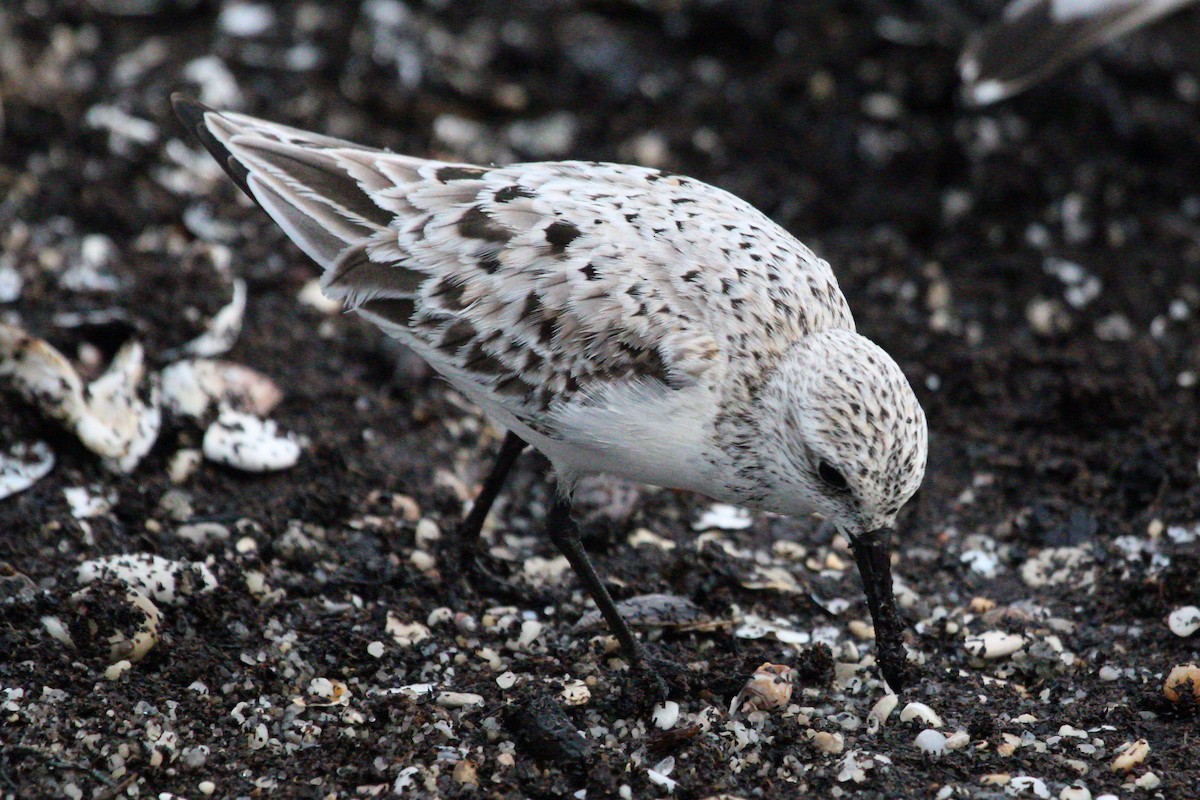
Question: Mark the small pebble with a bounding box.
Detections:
[735,662,793,713]
[560,680,590,706]
[367,641,385,658]
[1059,787,1091,800]
[811,730,844,754]
[964,631,1025,659]
[1167,606,1200,637]
[198,781,216,796]
[104,660,132,680]
[915,729,947,756]
[1110,738,1149,772]
[652,701,680,730]
[496,672,517,690]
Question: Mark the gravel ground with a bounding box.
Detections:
[2,1,1200,798]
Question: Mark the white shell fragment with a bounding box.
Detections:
[161,359,283,419]
[1167,606,1200,638]
[77,553,218,604]
[652,701,680,730]
[898,702,943,728]
[202,409,301,472]
[964,631,1026,660]
[734,662,794,714]
[64,486,116,519]
[179,275,247,358]
[0,326,161,472]
[692,503,753,531]
[69,584,162,663]
[867,693,899,734]
[0,441,55,501]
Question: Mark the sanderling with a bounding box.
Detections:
[172,94,928,693]
[960,0,1196,105]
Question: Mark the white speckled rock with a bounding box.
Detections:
[161,358,282,419]
[202,409,301,472]
[0,441,55,501]
[1167,606,1200,638]
[77,553,217,604]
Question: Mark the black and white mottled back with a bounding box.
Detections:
[173,96,925,535]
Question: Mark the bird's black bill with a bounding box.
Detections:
[849,527,912,693]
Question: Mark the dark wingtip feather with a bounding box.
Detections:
[170,92,255,199]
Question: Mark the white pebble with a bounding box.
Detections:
[198,781,216,795]
[0,441,55,501]
[692,503,753,531]
[1009,776,1050,799]
[1167,606,1200,637]
[161,359,281,419]
[899,702,943,728]
[652,701,680,730]
[436,692,484,709]
[1098,665,1121,681]
[496,672,517,690]
[202,409,301,472]
[1059,787,1092,800]
[560,680,590,706]
[104,660,132,680]
[367,641,385,658]
[945,730,970,750]
[964,630,1025,659]
[78,553,217,604]
[915,729,947,756]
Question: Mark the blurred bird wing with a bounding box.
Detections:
[959,0,1196,105]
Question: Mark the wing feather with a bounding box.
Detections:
[172,95,855,432]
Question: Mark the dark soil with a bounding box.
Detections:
[2,1,1199,798]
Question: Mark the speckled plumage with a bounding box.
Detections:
[175,98,927,539]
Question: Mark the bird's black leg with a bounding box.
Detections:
[447,431,527,579]
[452,430,528,570]
[544,491,687,701]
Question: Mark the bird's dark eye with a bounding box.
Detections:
[818,460,849,491]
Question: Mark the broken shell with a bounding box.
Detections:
[0,441,55,500]
[735,662,794,714]
[0,326,160,472]
[1167,606,1200,638]
[898,702,943,728]
[436,692,484,709]
[161,359,282,419]
[1163,663,1200,702]
[386,613,431,647]
[202,409,300,472]
[560,680,590,706]
[77,553,217,604]
[964,631,1025,660]
[1110,739,1150,773]
[652,701,680,730]
[866,693,899,733]
[67,583,161,663]
[810,730,844,754]
[176,269,246,358]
